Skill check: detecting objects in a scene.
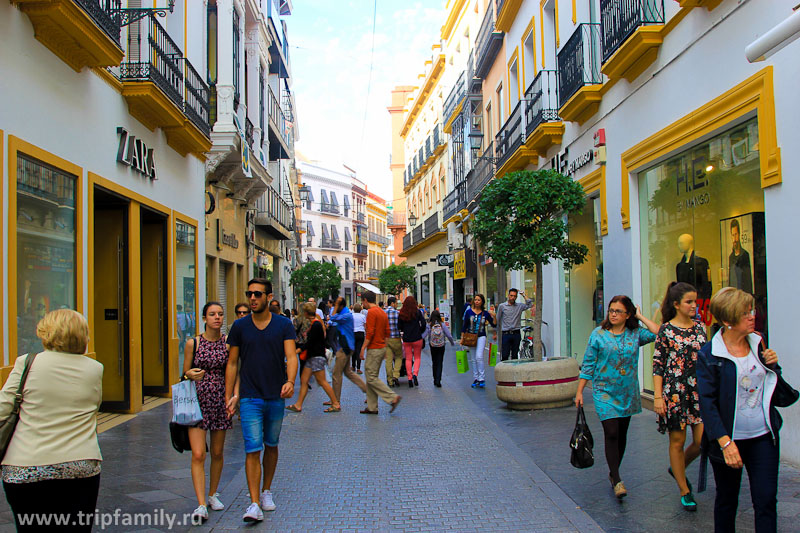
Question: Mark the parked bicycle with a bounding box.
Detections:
[518,318,547,360]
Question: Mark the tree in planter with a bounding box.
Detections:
[472,169,589,361]
[289,261,342,302]
[377,262,417,297]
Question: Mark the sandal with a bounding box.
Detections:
[285,405,301,412]
[323,406,341,413]
[323,401,332,406]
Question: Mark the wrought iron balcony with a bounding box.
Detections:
[423,212,440,238]
[120,14,183,109]
[183,59,211,136]
[320,238,342,250]
[412,224,424,244]
[76,0,122,43]
[443,179,468,222]
[559,24,603,108]
[443,71,466,127]
[356,243,368,255]
[466,142,495,204]
[369,232,390,246]
[495,101,523,168]
[254,186,294,239]
[524,70,560,135]
[600,0,665,63]
[474,3,503,79]
[268,86,288,145]
[402,234,412,252]
[368,268,381,279]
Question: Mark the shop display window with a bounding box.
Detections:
[638,117,765,391]
[420,273,431,309]
[176,220,196,370]
[16,154,77,356]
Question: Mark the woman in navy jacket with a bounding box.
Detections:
[697,287,782,533]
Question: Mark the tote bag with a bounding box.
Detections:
[456,350,470,374]
[488,343,498,367]
[171,380,203,426]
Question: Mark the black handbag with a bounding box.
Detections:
[169,422,191,453]
[569,406,594,469]
[758,337,798,408]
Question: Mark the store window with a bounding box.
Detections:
[420,273,431,309]
[176,220,196,370]
[433,270,447,311]
[639,118,765,391]
[565,196,604,361]
[16,154,77,356]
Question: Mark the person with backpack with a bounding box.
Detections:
[328,297,367,406]
[422,310,455,387]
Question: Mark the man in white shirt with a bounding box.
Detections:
[493,289,532,361]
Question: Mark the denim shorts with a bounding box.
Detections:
[239,397,285,453]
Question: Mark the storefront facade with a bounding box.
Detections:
[1,1,208,413]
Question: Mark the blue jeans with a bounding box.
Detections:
[239,398,285,453]
[710,433,778,532]
[501,331,521,361]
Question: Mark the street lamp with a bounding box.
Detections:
[298,184,310,203]
[469,131,499,165]
[409,212,418,227]
[380,243,387,252]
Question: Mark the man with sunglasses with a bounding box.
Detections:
[225,278,297,522]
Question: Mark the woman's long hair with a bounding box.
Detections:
[600,295,639,331]
[429,310,443,324]
[399,296,419,321]
[660,281,697,323]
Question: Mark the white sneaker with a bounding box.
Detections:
[191,505,208,524]
[260,489,276,511]
[243,502,263,522]
[207,493,224,511]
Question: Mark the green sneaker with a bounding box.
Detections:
[681,493,697,511]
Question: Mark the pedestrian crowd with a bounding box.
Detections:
[0,277,791,532]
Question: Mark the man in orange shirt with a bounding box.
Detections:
[359,291,401,414]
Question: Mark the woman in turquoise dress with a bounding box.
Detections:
[575,295,659,500]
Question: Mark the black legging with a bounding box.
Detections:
[352,332,365,370]
[4,474,100,532]
[601,416,631,484]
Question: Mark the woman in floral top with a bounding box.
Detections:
[653,281,707,511]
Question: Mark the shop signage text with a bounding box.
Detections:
[222,230,239,249]
[116,127,156,180]
[453,249,466,280]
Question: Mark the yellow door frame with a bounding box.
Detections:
[578,166,608,236]
[620,66,781,229]
[7,135,84,365]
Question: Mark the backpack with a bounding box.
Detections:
[429,323,446,347]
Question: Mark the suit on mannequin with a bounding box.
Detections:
[675,234,712,299]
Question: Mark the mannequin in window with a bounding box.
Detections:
[728,219,752,293]
[675,234,711,299]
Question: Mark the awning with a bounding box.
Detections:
[344,226,352,241]
[356,282,382,294]
[306,254,314,263]
[306,220,314,236]
[332,257,341,267]
[343,194,351,209]
[331,225,340,240]
[345,258,353,268]
[321,256,328,263]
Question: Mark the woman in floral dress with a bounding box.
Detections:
[653,281,707,511]
[575,295,660,499]
[183,301,233,523]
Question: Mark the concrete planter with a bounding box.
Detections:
[494,357,580,410]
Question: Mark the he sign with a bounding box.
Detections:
[437,253,454,267]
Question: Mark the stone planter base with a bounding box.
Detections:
[494,357,580,411]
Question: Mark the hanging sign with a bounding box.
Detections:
[454,249,466,280]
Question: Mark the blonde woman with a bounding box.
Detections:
[0,310,103,532]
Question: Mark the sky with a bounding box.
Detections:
[288,0,445,203]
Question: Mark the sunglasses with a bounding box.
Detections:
[236,310,249,315]
[245,291,265,298]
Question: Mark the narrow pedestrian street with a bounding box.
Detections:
[2,347,800,531]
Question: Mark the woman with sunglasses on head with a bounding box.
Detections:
[183,301,232,523]
[653,282,707,511]
[698,287,783,533]
[575,295,659,500]
[461,294,496,389]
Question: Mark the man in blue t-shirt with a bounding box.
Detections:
[226,278,297,523]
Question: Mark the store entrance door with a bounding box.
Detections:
[141,208,169,396]
[93,188,130,411]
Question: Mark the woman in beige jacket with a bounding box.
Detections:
[0,309,103,532]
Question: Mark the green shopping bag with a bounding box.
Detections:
[456,350,469,373]
[488,343,498,367]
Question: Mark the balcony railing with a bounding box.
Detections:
[254,185,294,235]
[443,179,468,222]
[495,101,523,168]
[412,224,424,244]
[524,70,559,135]
[356,243,368,255]
[356,212,366,224]
[402,234,412,252]
[320,238,342,250]
[76,0,122,44]
[423,212,440,238]
[600,0,665,63]
[474,3,503,79]
[183,59,211,136]
[369,232,389,246]
[444,70,466,124]
[268,86,288,144]
[466,142,495,203]
[558,23,603,108]
[120,14,184,109]
[368,268,381,278]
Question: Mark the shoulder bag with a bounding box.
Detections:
[569,405,594,469]
[460,312,481,347]
[0,353,37,462]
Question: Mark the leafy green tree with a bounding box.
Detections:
[472,169,588,360]
[378,262,417,297]
[290,261,342,301]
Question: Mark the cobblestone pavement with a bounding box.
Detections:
[456,345,800,533]
[0,352,602,532]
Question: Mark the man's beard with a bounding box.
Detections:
[251,300,268,313]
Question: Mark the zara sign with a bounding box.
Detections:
[116,127,157,180]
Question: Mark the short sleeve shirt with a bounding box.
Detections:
[227,313,296,400]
